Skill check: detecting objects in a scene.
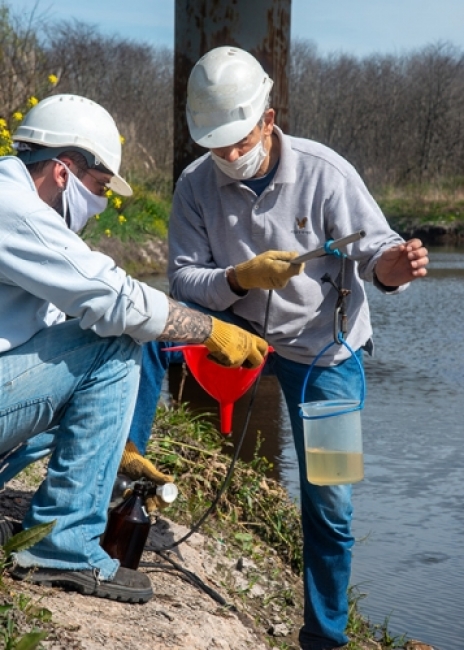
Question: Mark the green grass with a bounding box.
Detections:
[82,181,172,245]
[0,522,56,649]
[375,180,464,224]
[147,403,303,573]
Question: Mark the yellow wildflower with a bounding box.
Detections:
[27,97,39,107]
[118,214,126,224]
[0,118,6,128]
[119,135,125,145]
[105,189,113,198]
[112,197,122,209]
[48,74,58,85]
[12,112,23,121]
[104,229,111,237]
[95,214,100,220]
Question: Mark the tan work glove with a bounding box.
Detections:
[204,318,268,369]
[119,441,174,514]
[145,493,172,514]
[234,250,304,290]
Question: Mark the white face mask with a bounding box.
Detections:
[211,137,268,181]
[54,159,108,233]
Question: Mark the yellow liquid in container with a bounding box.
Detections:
[305,448,364,485]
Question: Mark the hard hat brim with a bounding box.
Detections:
[187,112,259,149]
[108,173,132,196]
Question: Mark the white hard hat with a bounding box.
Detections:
[13,94,132,196]
[186,46,274,148]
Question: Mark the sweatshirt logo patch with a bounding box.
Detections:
[292,216,311,235]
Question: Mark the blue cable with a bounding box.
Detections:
[299,239,364,421]
[299,336,365,421]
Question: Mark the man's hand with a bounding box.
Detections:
[204,318,268,368]
[119,441,173,485]
[374,238,429,288]
[119,442,175,514]
[234,250,304,290]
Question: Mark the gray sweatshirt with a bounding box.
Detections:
[168,127,405,366]
[0,156,168,353]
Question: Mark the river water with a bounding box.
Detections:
[145,247,464,650]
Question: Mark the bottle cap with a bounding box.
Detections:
[156,483,178,504]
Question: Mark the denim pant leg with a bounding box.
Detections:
[0,429,57,488]
[273,351,364,650]
[0,319,142,578]
[127,342,183,453]
[2,342,179,477]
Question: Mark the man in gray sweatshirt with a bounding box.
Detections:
[129,47,429,648]
[0,93,268,603]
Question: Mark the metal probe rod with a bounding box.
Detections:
[291,230,366,264]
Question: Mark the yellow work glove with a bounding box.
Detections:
[204,318,268,369]
[145,493,172,515]
[119,441,174,514]
[234,250,304,290]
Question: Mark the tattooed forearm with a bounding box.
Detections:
[158,298,213,342]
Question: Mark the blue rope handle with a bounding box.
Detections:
[299,336,366,421]
[324,239,346,258]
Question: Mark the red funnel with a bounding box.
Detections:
[164,345,271,435]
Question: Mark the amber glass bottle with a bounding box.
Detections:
[101,482,150,570]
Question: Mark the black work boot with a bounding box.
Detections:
[10,565,153,603]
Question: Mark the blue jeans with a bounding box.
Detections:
[0,319,141,578]
[128,305,363,649]
[275,353,362,650]
[126,344,183,452]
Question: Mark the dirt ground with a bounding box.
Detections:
[1,476,303,650]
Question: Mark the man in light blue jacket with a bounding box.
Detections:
[0,93,268,603]
[128,47,429,649]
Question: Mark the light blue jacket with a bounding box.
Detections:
[168,127,405,365]
[0,156,168,353]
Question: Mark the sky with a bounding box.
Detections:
[10,0,464,58]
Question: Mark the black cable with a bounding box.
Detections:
[143,291,274,606]
[146,549,237,610]
[159,289,274,551]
